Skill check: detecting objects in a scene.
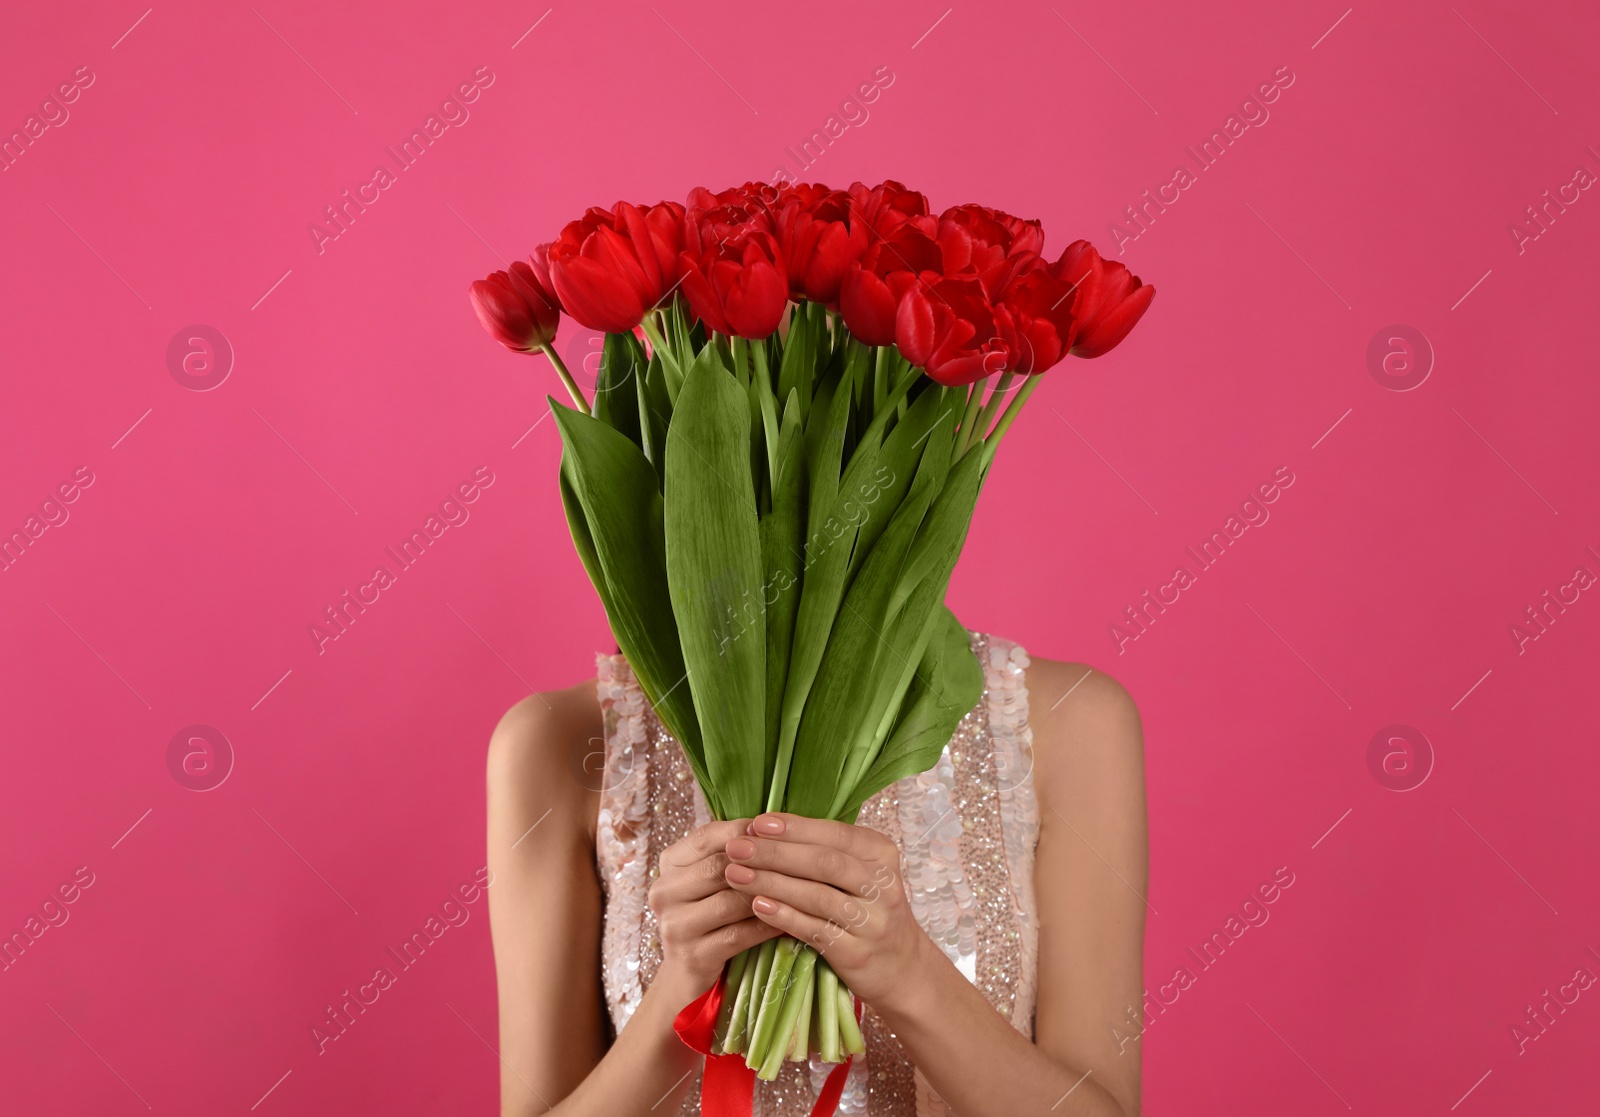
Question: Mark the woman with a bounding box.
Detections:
[486,631,1148,1117]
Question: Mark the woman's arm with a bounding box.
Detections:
[721,658,1148,1117]
[486,687,780,1116]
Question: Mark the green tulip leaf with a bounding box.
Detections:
[758,389,805,797]
[665,346,767,821]
[838,606,983,822]
[551,398,705,786]
[594,332,644,448]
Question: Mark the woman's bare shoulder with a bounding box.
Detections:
[486,680,605,844]
[1021,655,1146,819]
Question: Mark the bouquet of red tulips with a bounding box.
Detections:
[470,181,1152,1088]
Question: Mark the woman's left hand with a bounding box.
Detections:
[721,812,936,1006]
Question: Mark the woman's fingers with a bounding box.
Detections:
[654,819,749,905]
[745,894,840,954]
[653,853,731,904]
[711,916,786,960]
[748,814,891,864]
[724,835,875,894]
[673,887,756,939]
[663,819,751,869]
[723,865,865,932]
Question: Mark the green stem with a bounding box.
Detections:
[747,938,800,1069]
[538,343,589,414]
[712,949,752,1054]
[807,966,824,1057]
[872,347,888,418]
[955,381,984,450]
[752,342,781,496]
[966,371,1014,452]
[981,376,1040,468]
[758,946,818,1079]
[818,960,840,1063]
[836,983,865,1056]
[787,954,815,1062]
[846,336,871,409]
[752,336,774,396]
[638,313,683,404]
[733,939,776,1056]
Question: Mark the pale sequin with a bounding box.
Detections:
[595,633,1040,1117]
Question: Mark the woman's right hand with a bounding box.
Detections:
[648,819,785,1001]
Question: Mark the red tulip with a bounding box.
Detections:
[840,265,921,346]
[847,180,931,240]
[528,242,557,297]
[937,203,1044,299]
[687,182,781,239]
[678,226,788,339]
[895,276,1012,386]
[838,220,943,345]
[1056,241,1155,358]
[776,181,833,214]
[469,259,561,353]
[996,255,1086,375]
[776,185,870,305]
[545,200,687,333]
[832,182,939,344]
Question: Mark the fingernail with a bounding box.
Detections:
[726,838,756,861]
[726,864,756,885]
[752,897,779,915]
[753,815,786,835]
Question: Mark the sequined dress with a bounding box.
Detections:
[594,632,1040,1117]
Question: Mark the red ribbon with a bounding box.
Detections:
[672,976,857,1117]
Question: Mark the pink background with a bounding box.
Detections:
[3,1,1597,1112]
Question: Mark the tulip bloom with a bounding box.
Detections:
[546,200,687,333]
[468,256,589,413]
[469,259,561,353]
[847,179,930,239]
[775,186,869,305]
[937,204,1044,299]
[678,227,789,339]
[1055,241,1156,358]
[895,277,1013,386]
[997,260,1084,375]
[687,182,781,239]
[838,220,943,345]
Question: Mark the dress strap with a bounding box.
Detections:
[980,636,1041,1034]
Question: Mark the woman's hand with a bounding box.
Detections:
[647,819,785,1004]
[721,813,936,1006]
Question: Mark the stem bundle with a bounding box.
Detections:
[714,949,863,1076]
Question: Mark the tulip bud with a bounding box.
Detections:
[469,260,561,353]
[1056,241,1155,359]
